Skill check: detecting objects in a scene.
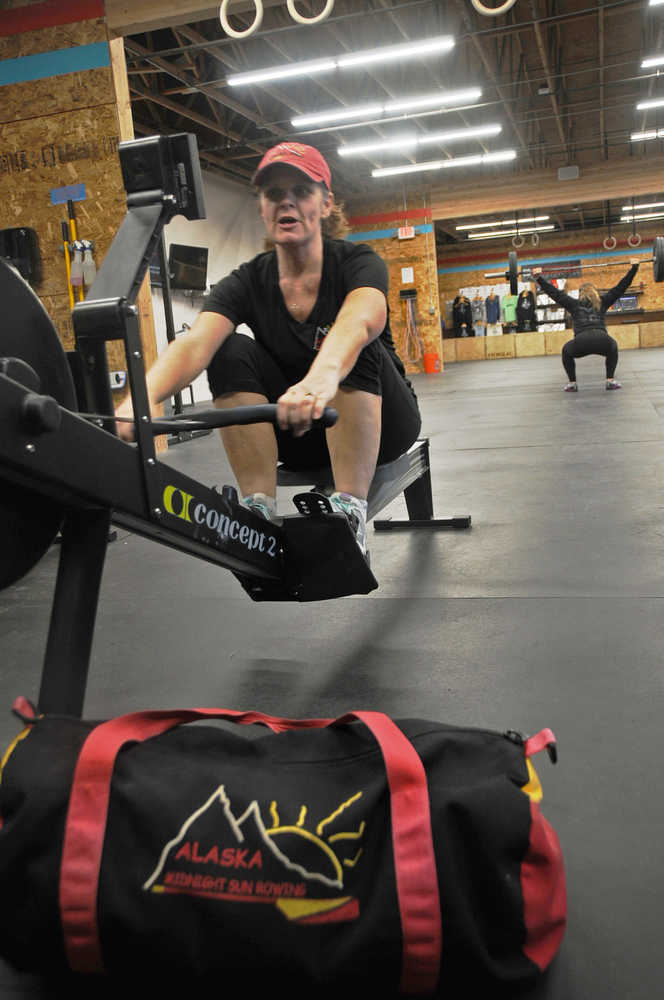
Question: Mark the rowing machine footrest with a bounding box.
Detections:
[374,515,471,531]
[235,495,377,602]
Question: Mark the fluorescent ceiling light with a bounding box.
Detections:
[620,212,664,221]
[293,104,384,128]
[371,148,516,177]
[336,35,454,69]
[457,215,550,230]
[338,124,501,157]
[229,35,454,87]
[467,225,555,240]
[636,97,664,110]
[641,55,664,67]
[340,135,418,156]
[291,88,481,129]
[373,160,446,177]
[621,201,664,210]
[227,58,336,87]
[631,130,662,141]
[383,88,481,113]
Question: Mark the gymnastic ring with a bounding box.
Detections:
[471,0,518,15]
[287,0,335,25]
[628,233,642,248]
[512,234,525,248]
[219,0,263,38]
[530,233,540,246]
[603,235,617,250]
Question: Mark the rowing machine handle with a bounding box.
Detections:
[148,403,338,434]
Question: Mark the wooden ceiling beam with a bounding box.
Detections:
[106,0,641,39]
[106,0,282,36]
[428,153,664,222]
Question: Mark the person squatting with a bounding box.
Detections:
[533,261,639,392]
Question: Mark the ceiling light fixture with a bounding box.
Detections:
[336,35,454,69]
[228,34,454,87]
[383,89,481,113]
[228,57,337,88]
[636,97,664,110]
[371,148,516,177]
[630,129,664,141]
[291,87,481,129]
[293,104,384,128]
[649,0,664,7]
[456,215,550,230]
[620,201,664,211]
[641,55,664,67]
[467,225,555,240]
[619,212,664,221]
[338,123,501,157]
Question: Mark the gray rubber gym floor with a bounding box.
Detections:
[2,347,663,998]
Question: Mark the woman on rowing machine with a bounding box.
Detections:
[115,143,421,553]
[532,260,639,392]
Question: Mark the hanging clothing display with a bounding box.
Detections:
[452,295,473,337]
[516,289,538,332]
[471,295,485,337]
[485,293,501,325]
[501,293,518,327]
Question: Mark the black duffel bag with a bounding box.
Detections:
[0,700,566,995]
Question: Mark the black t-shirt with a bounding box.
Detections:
[202,238,409,385]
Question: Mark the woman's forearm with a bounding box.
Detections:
[145,337,212,405]
[308,317,373,383]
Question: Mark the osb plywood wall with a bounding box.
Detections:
[0,2,158,388]
[436,224,664,321]
[346,191,443,374]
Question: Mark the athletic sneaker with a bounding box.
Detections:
[563,382,578,392]
[240,492,277,522]
[606,379,622,390]
[328,491,368,555]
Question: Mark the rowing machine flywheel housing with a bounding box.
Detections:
[0,259,77,588]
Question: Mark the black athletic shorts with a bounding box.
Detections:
[207,332,422,468]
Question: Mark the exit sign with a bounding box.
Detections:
[398,226,415,240]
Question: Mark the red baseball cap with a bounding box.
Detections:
[252,143,331,189]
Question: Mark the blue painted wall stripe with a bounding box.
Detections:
[348,223,434,242]
[0,41,109,87]
[437,246,653,275]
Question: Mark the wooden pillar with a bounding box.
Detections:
[346,195,444,375]
[0,0,162,439]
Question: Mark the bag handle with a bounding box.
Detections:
[60,707,441,995]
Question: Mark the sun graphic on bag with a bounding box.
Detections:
[266,792,365,885]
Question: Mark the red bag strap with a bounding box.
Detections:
[60,707,441,994]
[524,728,557,762]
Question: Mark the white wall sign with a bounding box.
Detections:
[401,266,414,283]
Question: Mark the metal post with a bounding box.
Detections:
[38,507,111,717]
[158,233,183,416]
